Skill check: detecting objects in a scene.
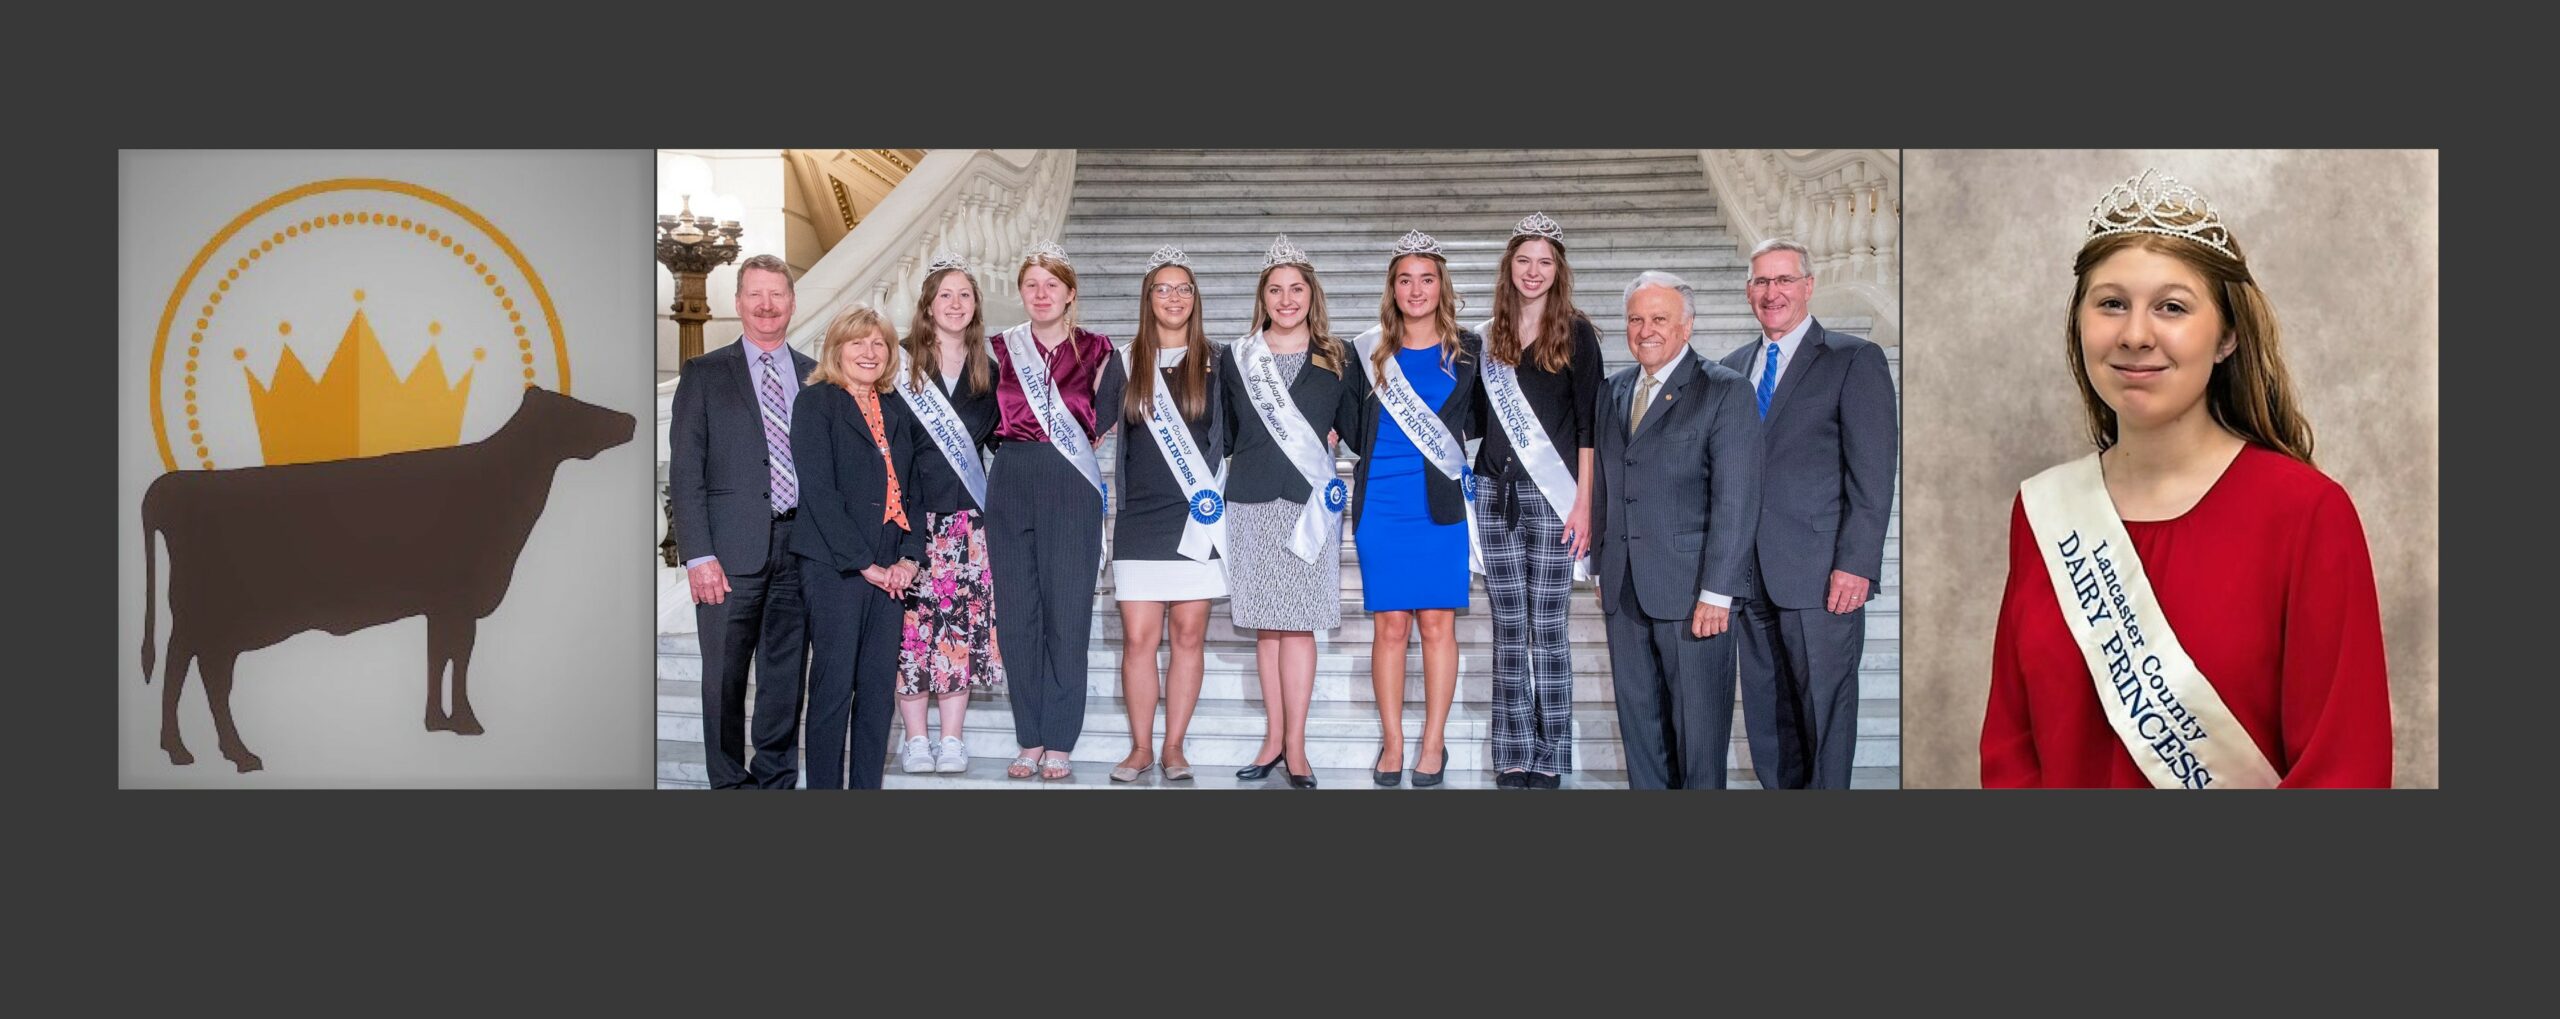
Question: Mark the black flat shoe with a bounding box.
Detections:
[1528,772,1561,790]
[1236,750,1284,780]
[1373,745,1402,787]
[1496,771,1529,790]
[1413,745,1447,788]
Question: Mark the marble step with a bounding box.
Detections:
[1070,174,1715,203]
[1074,149,1700,169]
[1074,155,1709,184]
[1061,208,1729,235]
[656,638,1903,704]
[657,744,1901,791]
[653,693,1899,773]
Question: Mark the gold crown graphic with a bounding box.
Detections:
[245,305,473,465]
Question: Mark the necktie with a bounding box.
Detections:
[758,352,798,513]
[854,390,910,531]
[1756,342,1780,419]
[1630,373,1658,438]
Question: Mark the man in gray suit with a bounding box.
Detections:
[1590,271,1763,789]
[668,254,817,789]
[1718,239,1898,790]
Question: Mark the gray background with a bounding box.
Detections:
[1900,149,2439,788]
[120,150,656,788]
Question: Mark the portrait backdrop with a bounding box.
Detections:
[1899,149,2438,788]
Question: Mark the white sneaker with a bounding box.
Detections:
[935,737,969,773]
[899,737,936,774]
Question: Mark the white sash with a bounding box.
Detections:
[1475,317,1588,583]
[1117,343,1226,563]
[1001,323,1110,577]
[892,348,988,512]
[1355,328,1485,574]
[2019,454,2282,789]
[1234,331,1346,564]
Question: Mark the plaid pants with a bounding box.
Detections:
[1479,475,1578,773]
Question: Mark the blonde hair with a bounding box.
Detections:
[1372,252,1461,381]
[806,303,897,393]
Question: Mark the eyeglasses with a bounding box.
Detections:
[1745,274,1809,290]
[1151,284,1196,298]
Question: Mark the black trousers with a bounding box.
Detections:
[799,554,903,790]
[1737,595,1863,789]
[693,516,809,790]
[986,443,1104,752]
[1602,569,1737,790]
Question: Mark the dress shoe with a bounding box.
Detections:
[1236,750,1285,780]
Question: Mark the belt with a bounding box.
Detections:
[773,506,798,521]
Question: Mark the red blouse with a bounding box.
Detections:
[989,326,1112,444]
[1981,445,2393,788]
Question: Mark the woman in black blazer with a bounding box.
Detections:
[1217,236,1370,788]
[1346,230,1482,787]
[790,303,927,790]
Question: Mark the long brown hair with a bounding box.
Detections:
[1250,263,1343,376]
[900,266,992,394]
[1486,235,1585,374]
[1125,264,1213,423]
[2065,230,2314,464]
[1372,252,1461,381]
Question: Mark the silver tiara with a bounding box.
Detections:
[2088,168,2234,259]
[1391,229,1443,258]
[1512,212,1564,243]
[1021,238,1072,268]
[1144,244,1190,271]
[925,251,970,274]
[1262,234,1313,269]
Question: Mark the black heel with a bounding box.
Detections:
[1373,743,1403,787]
[1236,748,1285,780]
[1287,755,1319,789]
[1413,743,1447,788]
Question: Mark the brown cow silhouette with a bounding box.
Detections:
[140,386,636,772]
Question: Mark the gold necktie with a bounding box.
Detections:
[1630,373,1658,438]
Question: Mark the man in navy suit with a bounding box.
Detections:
[1589,271,1762,789]
[1718,239,1898,789]
[668,254,817,789]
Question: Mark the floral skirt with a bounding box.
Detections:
[898,510,1006,696]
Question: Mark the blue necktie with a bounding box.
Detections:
[1756,342,1780,419]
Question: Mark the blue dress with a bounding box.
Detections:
[1358,345,1471,612]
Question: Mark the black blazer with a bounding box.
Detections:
[668,340,817,574]
[1349,329,1481,531]
[903,368,1002,516]
[1218,339,1370,506]
[1588,350,1764,621]
[786,383,929,576]
[1116,343,1230,484]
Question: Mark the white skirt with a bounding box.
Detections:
[1112,557,1228,602]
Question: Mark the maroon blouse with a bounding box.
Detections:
[989,326,1115,443]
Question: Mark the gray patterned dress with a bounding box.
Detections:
[1222,350,1345,632]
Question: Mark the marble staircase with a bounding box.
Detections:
[656,149,1901,790]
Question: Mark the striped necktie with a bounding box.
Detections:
[757,351,798,513]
